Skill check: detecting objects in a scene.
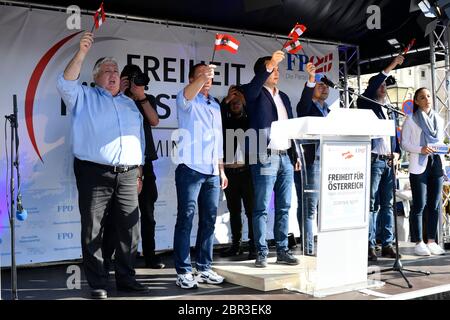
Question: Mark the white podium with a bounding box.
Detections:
[270,108,394,297]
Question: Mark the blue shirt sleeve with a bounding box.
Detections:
[56,73,84,112]
[176,89,193,112]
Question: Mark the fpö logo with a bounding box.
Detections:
[57,232,74,240]
[286,52,333,73]
[342,151,354,160]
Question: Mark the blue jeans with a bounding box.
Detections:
[294,160,319,255]
[409,155,443,243]
[173,164,220,274]
[369,158,394,248]
[250,154,294,255]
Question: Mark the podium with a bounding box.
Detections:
[269,108,394,297]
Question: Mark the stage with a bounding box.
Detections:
[1,241,449,300]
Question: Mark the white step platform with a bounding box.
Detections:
[212,255,315,292]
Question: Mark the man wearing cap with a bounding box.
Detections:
[295,62,330,256]
[357,55,404,261]
[56,32,148,299]
[242,50,301,268]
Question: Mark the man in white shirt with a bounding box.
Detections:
[357,55,404,261]
[242,51,301,268]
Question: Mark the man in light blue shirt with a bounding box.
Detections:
[56,31,148,299]
[172,63,228,289]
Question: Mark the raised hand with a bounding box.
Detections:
[120,76,130,94]
[79,32,94,55]
[392,55,405,67]
[198,64,217,83]
[305,62,316,83]
[267,50,285,70]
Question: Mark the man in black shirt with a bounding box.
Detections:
[220,85,256,260]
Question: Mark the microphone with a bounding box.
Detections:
[16,194,28,221]
[13,94,18,129]
[319,76,338,89]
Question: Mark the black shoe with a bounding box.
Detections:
[91,288,108,299]
[247,248,257,260]
[104,258,114,273]
[220,244,242,257]
[117,281,150,292]
[145,255,165,269]
[276,250,299,265]
[255,252,268,268]
[368,248,378,261]
[381,245,401,259]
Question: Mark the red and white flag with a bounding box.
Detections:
[288,23,307,39]
[402,38,416,55]
[93,2,106,29]
[214,34,240,54]
[283,39,303,54]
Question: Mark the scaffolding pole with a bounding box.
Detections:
[429,24,450,248]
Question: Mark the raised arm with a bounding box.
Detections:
[183,65,216,101]
[361,55,404,101]
[63,32,93,80]
[243,50,285,102]
[296,62,316,117]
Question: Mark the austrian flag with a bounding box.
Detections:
[215,34,240,54]
[283,38,302,54]
[288,23,307,39]
[94,2,106,29]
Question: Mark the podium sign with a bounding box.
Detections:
[319,142,369,232]
[314,137,374,296]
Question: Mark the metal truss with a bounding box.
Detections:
[429,23,450,247]
[338,45,361,108]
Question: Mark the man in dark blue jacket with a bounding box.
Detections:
[357,55,404,261]
[242,50,300,268]
[295,62,330,255]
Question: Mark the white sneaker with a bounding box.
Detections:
[176,273,198,289]
[196,269,224,285]
[414,242,431,256]
[427,242,445,255]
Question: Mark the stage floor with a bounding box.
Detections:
[1,242,450,300]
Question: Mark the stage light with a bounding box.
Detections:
[387,38,401,50]
[410,0,441,35]
[418,0,438,17]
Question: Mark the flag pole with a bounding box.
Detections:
[211,49,216,64]
[281,21,298,51]
[281,39,289,51]
[211,34,217,63]
[90,23,96,33]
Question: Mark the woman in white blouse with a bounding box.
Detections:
[401,87,446,256]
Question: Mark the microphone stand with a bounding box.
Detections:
[332,84,430,288]
[4,94,19,300]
